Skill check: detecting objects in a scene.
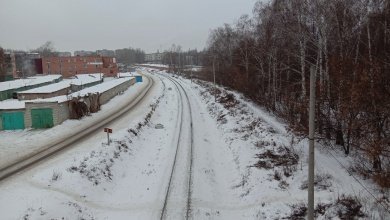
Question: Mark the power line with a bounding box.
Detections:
[323,141,390,214]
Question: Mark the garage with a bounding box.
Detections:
[1,112,25,130]
[31,108,54,129]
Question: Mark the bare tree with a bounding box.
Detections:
[33,41,58,57]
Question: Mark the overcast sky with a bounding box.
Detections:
[0,0,260,53]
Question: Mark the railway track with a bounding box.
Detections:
[0,74,154,181]
[159,74,194,220]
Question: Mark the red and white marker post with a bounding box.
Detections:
[104,127,113,145]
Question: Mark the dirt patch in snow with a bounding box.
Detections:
[253,146,299,170]
[284,194,366,219]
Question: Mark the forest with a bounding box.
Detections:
[201,0,390,187]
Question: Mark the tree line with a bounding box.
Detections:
[159,44,203,73]
[202,0,389,187]
[115,47,145,65]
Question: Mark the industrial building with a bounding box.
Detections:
[40,56,118,77]
[1,52,42,82]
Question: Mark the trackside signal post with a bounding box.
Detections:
[104,127,113,145]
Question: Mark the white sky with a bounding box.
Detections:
[0,0,260,53]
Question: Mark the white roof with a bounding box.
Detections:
[117,72,138,78]
[74,77,133,96]
[0,99,25,110]
[0,77,134,109]
[67,73,103,86]
[0,75,62,92]
[18,81,71,94]
[17,74,102,94]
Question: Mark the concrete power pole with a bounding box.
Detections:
[213,56,216,102]
[308,65,316,220]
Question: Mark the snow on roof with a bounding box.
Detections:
[73,77,133,96]
[0,77,133,109]
[17,74,102,94]
[0,97,68,110]
[117,72,139,78]
[18,81,71,94]
[28,95,69,104]
[0,99,25,110]
[68,73,103,86]
[0,75,62,92]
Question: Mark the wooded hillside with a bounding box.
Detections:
[202,0,390,187]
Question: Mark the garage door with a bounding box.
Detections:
[1,112,25,130]
[31,108,54,129]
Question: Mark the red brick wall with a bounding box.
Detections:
[41,56,118,78]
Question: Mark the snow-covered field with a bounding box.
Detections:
[0,68,388,219]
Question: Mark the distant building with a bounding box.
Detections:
[1,51,15,81]
[57,52,72,57]
[145,52,164,64]
[74,50,96,56]
[1,52,42,80]
[40,56,118,77]
[96,49,115,57]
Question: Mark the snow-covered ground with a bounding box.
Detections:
[0,77,147,169]
[140,64,168,68]
[0,68,388,219]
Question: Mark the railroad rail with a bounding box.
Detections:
[159,74,194,220]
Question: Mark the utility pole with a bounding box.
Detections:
[190,55,193,84]
[308,65,316,220]
[178,51,181,75]
[212,56,216,102]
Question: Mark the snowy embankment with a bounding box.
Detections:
[174,74,388,219]
[0,69,388,219]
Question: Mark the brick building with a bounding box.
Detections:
[41,56,118,78]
